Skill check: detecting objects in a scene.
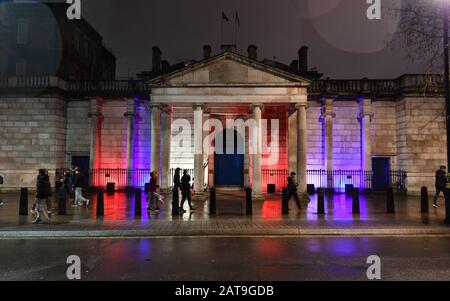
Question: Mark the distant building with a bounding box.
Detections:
[0,2,116,80]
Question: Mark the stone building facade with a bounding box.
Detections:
[0,47,447,195]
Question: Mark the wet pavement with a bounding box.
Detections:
[0,190,449,237]
[1,236,450,281]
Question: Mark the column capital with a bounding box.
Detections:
[193,104,207,111]
[294,103,309,110]
[358,98,374,121]
[250,103,264,111]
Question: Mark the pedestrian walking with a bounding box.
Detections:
[72,167,89,207]
[173,168,181,190]
[32,169,52,224]
[433,165,448,208]
[180,169,196,213]
[147,171,161,211]
[287,172,302,210]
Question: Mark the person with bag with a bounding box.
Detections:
[72,167,90,207]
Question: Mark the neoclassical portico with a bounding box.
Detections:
[148,51,310,196]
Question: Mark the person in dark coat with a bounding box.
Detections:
[33,169,52,224]
[173,168,181,190]
[287,172,302,210]
[434,165,448,208]
[180,169,196,213]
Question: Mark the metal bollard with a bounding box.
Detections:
[135,188,142,216]
[246,187,252,215]
[19,188,28,216]
[209,187,216,215]
[445,188,450,225]
[96,188,104,216]
[172,187,180,215]
[352,188,360,214]
[317,188,325,215]
[387,187,395,213]
[282,188,289,215]
[58,188,67,216]
[421,187,429,213]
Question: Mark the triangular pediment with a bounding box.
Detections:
[149,52,310,87]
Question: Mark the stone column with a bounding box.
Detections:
[252,104,263,196]
[160,106,172,192]
[88,98,102,170]
[193,104,205,198]
[296,103,308,192]
[150,103,161,181]
[288,107,298,173]
[359,98,373,172]
[320,99,336,190]
[124,99,136,188]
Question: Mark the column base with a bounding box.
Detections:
[193,191,207,201]
[252,192,265,200]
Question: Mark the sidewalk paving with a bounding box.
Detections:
[0,190,449,237]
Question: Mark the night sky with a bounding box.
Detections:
[44,0,431,79]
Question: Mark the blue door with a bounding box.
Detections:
[372,157,390,190]
[214,129,244,186]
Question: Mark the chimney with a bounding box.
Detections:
[203,45,212,59]
[290,60,299,73]
[247,45,258,61]
[221,44,237,53]
[298,46,308,73]
[162,60,170,73]
[152,46,162,74]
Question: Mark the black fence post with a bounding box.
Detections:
[209,187,216,215]
[421,187,429,213]
[317,188,325,215]
[172,187,180,215]
[352,187,360,214]
[445,188,450,225]
[135,188,142,216]
[58,188,67,216]
[387,187,395,213]
[245,187,253,215]
[282,188,289,215]
[96,188,104,216]
[19,188,28,216]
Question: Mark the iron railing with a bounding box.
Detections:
[56,168,407,193]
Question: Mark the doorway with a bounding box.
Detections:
[214,129,244,186]
[372,157,390,190]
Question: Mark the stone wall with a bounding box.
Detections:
[65,100,90,165]
[396,97,447,193]
[0,96,66,190]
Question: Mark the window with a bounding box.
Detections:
[16,60,26,76]
[17,20,29,45]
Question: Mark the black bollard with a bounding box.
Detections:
[209,187,216,215]
[282,188,289,215]
[352,188,360,214]
[317,188,325,215]
[172,187,180,215]
[19,188,28,216]
[246,187,253,215]
[445,188,450,225]
[421,187,429,213]
[387,187,395,213]
[58,188,67,216]
[135,188,142,216]
[96,188,104,216]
